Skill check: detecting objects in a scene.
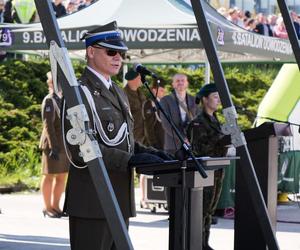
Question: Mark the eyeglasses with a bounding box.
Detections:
[92,45,126,59]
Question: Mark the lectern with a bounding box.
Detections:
[235,122,291,250]
[136,157,234,250]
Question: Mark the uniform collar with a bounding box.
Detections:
[87,66,112,90]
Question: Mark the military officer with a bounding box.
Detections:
[63,21,170,250]
[124,69,148,145]
[142,79,166,150]
[124,69,151,208]
[39,71,69,218]
[187,83,228,250]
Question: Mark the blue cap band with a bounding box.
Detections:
[85,31,121,47]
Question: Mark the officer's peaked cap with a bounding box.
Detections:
[195,83,218,104]
[81,21,128,51]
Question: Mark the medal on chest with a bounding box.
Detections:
[107,122,115,132]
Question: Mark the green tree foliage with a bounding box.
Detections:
[0,60,281,187]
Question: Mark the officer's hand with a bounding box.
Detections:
[49,149,59,161]
[152,151,174,161]
[174,148,189,161]
[128,153,164,167]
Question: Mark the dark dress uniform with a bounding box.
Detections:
[142,99,164,150]
[187,110,227,249]
[124,85,147,145]
[63,21,168,250]
[64,68,157,250]
[39,93,69,174]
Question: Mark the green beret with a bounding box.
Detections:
[125,69,139,80]
[195,83,218,104]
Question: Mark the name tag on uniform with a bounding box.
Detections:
[102,107,112,111]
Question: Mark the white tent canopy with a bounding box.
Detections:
[0,0,295,63]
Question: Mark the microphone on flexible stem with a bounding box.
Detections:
[133,63,158,78]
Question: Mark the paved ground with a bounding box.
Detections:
[0,190,299,250]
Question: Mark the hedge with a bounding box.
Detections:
[0,59,281,188]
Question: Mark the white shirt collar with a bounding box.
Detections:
[87,66,112,89]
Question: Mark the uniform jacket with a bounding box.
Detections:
[123,85,147,145]
[39,93,63,153]
[160,91,200,154]
[64,68,136,220]
[187,110,227,157]
[142,99,164,150]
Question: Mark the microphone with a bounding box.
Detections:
[134,63,158,78]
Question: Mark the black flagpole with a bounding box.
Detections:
[34,1,133,249]
[277,0,300,69]
[190,0,279,249]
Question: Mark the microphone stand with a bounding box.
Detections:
[140,74,207,250]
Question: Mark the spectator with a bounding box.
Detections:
[0,0,4,23]
[52,0,66,18]
[160,73,199,154]
[255,13,273,36]
[217,7,227,18]
[244,18,256,32]
[39,71,69,218]
[273,17,288,39]
[66,0,77,14]
[290,11,300,39]
[4,0,36,23]
[78,0,94,11]
[227,8,244,27]
[267,14,278,33]
[244,10,251,19]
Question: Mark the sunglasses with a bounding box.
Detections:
[92,46,126,59]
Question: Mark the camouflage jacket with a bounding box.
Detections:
[187,110,227,157]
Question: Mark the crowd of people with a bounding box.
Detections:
[0,0,96,23]
[1,1,300,41]
[218,6,300,39]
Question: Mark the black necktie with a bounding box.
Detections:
[109,85,116,96]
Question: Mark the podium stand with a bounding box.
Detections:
[235,122,291,250]
[136,157,234,250]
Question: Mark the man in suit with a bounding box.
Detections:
[291,11,300,39]
[255,13,273,37]
[63,21,170,250]
[160,73,200,154]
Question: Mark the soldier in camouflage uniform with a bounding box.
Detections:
[187,83,227,250]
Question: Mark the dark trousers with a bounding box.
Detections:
[69,216,129,250]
